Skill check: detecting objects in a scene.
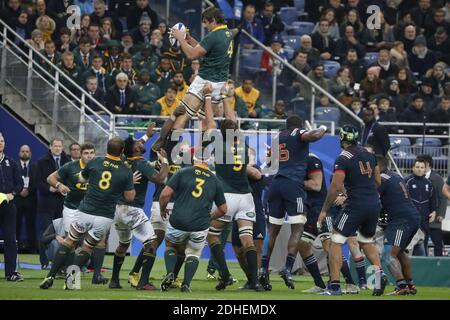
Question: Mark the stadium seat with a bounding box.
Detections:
[314,107,341,124]
[239,49,265,74]
[284,46,295,60]
[95,114,111,130]
[294,0,305,11]
[390,137,412,158]
[415,137,442,147]
[282,35,302,50]
[390,137,411,146]
[363,52,379,67]
[323,61,341,79]
[279,7,299,25]
[290,22,315,36]
[115,129,130,140]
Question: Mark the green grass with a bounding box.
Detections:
[1,254,449,300]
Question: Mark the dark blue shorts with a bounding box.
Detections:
[267,176,307,223]
[384,217,420,249]
[303,206,321,240]
[333,204,381,238]
[231,209,266,247]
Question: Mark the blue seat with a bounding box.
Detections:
[282,35,301,50]
[390,137,411,146]
[115,129,130,140]
[284,46,295,60]
[294,0,305,11]
[290,22,315,36]
[279,7,298,25]
[412,144,443,157]
[314,107,340,124]
[415,137,442,147]
[390,137,412,157]
[363,52,379,67]
[323,61,341,79]
[239,49,264,74]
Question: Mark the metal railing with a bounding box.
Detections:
[0,18,115,153]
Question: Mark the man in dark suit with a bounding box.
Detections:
[36,138,70,268]
[106,72,138,114]
[15,145,38,254]
[84,75,106,114]
[360,107,391,156]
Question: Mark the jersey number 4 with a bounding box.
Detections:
[99,171,112,190]
[227,40,233,58]
[192,178,205,198]
[358,161,373,178]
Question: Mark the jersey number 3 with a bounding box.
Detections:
[358,161,373,178]
[192,178,205,198]
[99,171,112,190]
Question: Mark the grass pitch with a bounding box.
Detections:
[1,254,449,300]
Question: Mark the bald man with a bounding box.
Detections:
[15,145,38,254]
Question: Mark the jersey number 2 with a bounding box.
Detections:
[99,171,112,190]
[358,161,373,178]
[192,178,205,198]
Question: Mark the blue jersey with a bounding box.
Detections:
[306,154,327,209]
[378,170,420,222]
[275,128,310,184]
[333,145,380,209]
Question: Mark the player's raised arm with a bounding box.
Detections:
[301,125,327,142]
[149,149,169,184]
[171,28,207,60]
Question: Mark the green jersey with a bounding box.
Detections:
[58,160,88,209]
[167,164,226,232]
[78,155,134,218]
[118,157,156,208]
[198,25,233,82]
[215,140,252,194]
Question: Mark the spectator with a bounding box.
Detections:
[417,76,440,112]
[15,145,37,254]
[329,66,354,106]
[150,57,174,95]
[427,62,450,96]
[299,63,329,103]
[183,59,200,85]
[400,94,427,135]
[39,40,60,75]
[360,66,383,101]
[90,0,122,34]
[389,41,409,69]
[163,46,188,73]
[239,4,265,49]
[260,35,288,82]
[410,0,433,32]
[346,0,368,21]
[428,27,450,66]
[280,51,311,89]
[120,32,138,54]
[0,133,23,281]
[111,52,138,86]
[132,68,161,114]
[324,0,346,24]
[171,71,188,101]
[73,36,96,74]
[258,1,284,46]
[408,35,438,76]
[84,75,106,113]
[396,67,418,96]
[339,8,364,37]
[0,0,23,25]
[36,137,70,269]
[312,8,340,40]
[35,14,56,42]
[151,85,180,125]
[68,143,81,161]
[316,95,337,109]
[158,21,171,52]
[420,154,447,256]
[106,72,138,114]
[87,22,103,50]
[360,11,395,51]
[132,43,159,72]
[343,48,366,82]
[103,40,122,73]
[360,107,391,156]
[132,13,152,45]
[109,0,134,30]
[73,0,95,15]
[27,29,45,51]
[72,14,90,44]
[150,28,163,56]
[58,51,82,95]
[47,0,73,28]
[405,158,437,256]
[127,0,158,32]
[260,100,287,130]
[55,27,75,53]
[424,8,450,39]
[295,35,321,67]
[29,0,58,32]
[81,54,109,93]
[400,24,418,54]
[370,48,399,80]
[100,17,118,41]
[335,25,365,61]
[311,18,337,61]
[383,77,407,116]
[9,10,31,46]
[340,96,363,127]
[376,95,397,123]
[235,77,263,118]
[427,95,450,135]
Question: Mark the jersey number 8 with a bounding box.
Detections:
[192,178,205,198]
[99,171,112,190]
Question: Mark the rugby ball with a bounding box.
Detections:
[169,22,187,49]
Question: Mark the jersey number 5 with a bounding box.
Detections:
[233,155,243,171]
[192,178,205,198]
[99,171,112,190]
[358,161,373,178]
[279,143,289,162]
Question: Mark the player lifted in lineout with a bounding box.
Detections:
[151,7,233,152]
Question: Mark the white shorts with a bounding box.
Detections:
[63,206,80,234]
[212,193,256,223]
[71,211,114,242]
[165,222,208,251]
[150,201,172,231]
[187,75,226,104]
[114,204,156,244]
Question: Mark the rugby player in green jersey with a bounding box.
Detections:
[40,138,138,290]
[47,143,110,285]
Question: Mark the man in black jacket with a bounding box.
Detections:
[258,1,284,46]
[428,95,450,136]
[127,0,158,32]
[84,75,106,114]
[106,72,138,114]
[360,107,391,156]
[401,94,427,135]
[36,138,70,269]
[89,0,122,34]
[311,18,336,62]
[14,145,38,254]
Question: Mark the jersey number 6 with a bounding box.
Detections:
[279,143,289,162]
